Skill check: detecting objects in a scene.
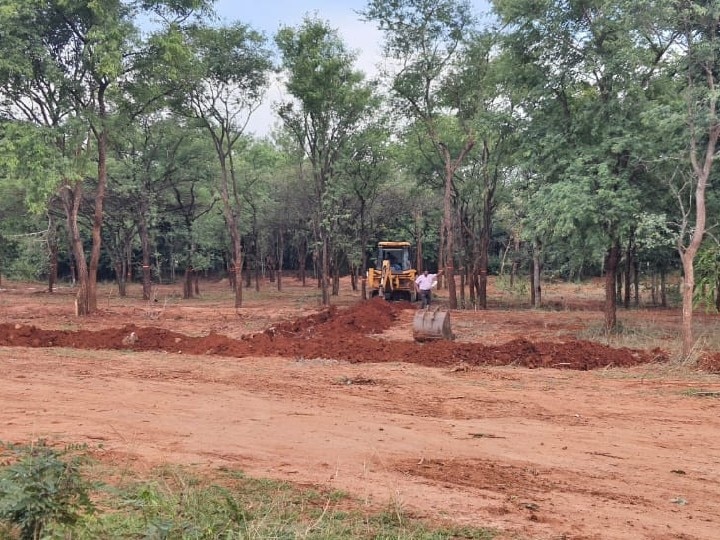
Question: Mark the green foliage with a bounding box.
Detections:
[3,236,48,281]
[694,243,720,312]
[179,22,273,112]
[0,440,94,540]
[57,465,498,539]
[494,274,529,298]
[0,122,79,215]
[275,16,374,176]
[363,0,475,118]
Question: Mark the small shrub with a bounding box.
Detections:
[0,440,94,540]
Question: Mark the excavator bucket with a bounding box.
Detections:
[412,308,453,342]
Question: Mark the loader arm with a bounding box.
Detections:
[379,259,393,297]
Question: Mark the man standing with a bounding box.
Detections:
[415,268,443,308]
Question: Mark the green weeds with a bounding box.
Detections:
[0,440,94,540]
[0,443,497,539]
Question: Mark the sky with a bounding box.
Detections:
[210,0,493,137]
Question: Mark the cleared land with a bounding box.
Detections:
[1,277,719,539]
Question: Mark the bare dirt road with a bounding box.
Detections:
[1,279,719,539]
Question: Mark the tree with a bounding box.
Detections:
[234,138,283,292]
[335,123,392,295]
[614,0,720,354]
[275,16,375,305]
[667,1,720,356]
[494,0,676,330]
[450,32,517,308]
[364,0,478,309]
[109,117,218,298]
[0,121,71,285]
[175,23,273,308]
[0,0,213,314]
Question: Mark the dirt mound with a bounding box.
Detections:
[264,297,399,337]
[699,352,720,373]
[0,298,666,369]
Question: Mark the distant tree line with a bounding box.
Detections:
[1,0,719,355]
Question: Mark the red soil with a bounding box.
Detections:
[0,298,666,370]
[1,280,719,540]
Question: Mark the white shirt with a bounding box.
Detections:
[415,273,437,291]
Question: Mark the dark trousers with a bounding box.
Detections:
[419,289,432,308]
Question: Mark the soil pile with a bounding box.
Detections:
[699,352,720,373]
[0,298,666,369]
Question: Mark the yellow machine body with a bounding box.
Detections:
[365,241,417,302]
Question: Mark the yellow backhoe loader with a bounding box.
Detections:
[365,241,452,341]
[365,241,417,302]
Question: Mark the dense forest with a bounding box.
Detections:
[1,0,719,355]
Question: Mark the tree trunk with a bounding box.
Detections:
[125,239,133,287]
[332,266,340,296]
[227,256,236,291]
[87,96,110,315]
[267,255,276,283]
[414,210,423,273]
[138,202,153,301]
[113,232,131,298]
[651,272,657,306]
[438,139,474,308]
[60,180,90,315]
[442,159,457,307]
[359,203,369,286]
[510,234,521,288]
[255,255,261,292]
[477,257,488,309]
[218,160,243,309]
[469,266,476,307]
[233,249,243,308]
[529,266,535,306]
[604,240,621,332]
[437,223,445,290]
[277,230,284,292]
[299,237,307,286]
[321,233,331,305]
[67,240,76,286]
[633,255,640,307]
[183,267,194,299]
[680,252,696,357]
[624,232,633,309]
[47,218,58,294]
[532,239,542,308]
[679,80,717,356]
[660,267,667,307]
[116,260,127,297]
[477,204,491,309]
[245,253,252,289]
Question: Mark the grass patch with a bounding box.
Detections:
[575,319,675,349]
[680,388,720,398]
[0,445,498,540]
[575,312,720,359]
